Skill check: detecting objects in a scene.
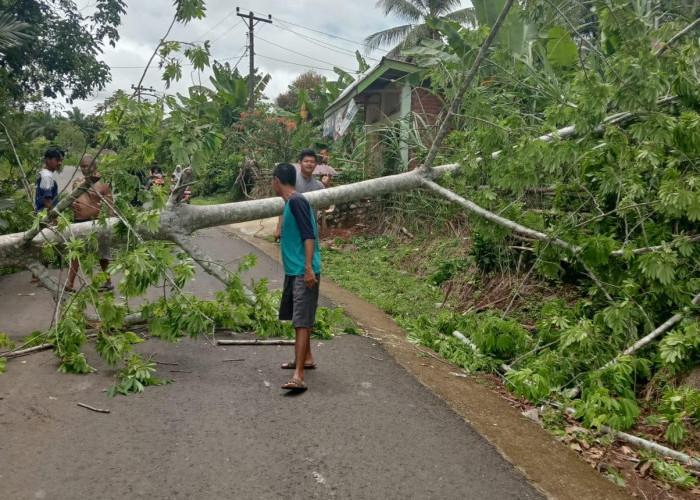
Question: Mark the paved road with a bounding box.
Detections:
[0,224,543,499]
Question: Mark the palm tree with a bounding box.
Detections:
[24,110,62,140]
[364,0,476,56]
[0,10,29,54]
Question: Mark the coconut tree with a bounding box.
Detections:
[364,0,477,56]
[0,10,29,52]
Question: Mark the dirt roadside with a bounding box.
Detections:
[229,220,631,500]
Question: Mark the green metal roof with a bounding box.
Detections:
[323,57,418,119]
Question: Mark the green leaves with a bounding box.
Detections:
[506,368,553,402]
[162,62,183,88]
[184,42,210,71]
[659,324,700,373]
[174,0,206,23]
[641,453,698,489]
[637,250,678,286]
[471,315,529,360]
[580,235,615,267]
[107,354,171,397]
[575,386,640,430]
[546,27,577,68]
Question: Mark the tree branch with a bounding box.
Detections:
[654,17,700,57]
[612,292,700,361]
[0,119,33,203]
[421,0,516,171]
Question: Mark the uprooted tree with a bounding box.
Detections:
[0,0,699,455]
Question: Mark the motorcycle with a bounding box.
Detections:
[169,183,191,204]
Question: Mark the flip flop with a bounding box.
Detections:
[64,286,76,293]
[281,361,316,370]
[98,284,114,292]
[282,378,307,391]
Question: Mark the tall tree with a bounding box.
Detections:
[0,0,127,103]
[364,0,476,56]
[275,71,325,112]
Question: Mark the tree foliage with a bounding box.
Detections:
[0,0,127,102]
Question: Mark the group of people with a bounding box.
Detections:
[34,145,332,393]
[33,147,114,292]
[272,148,334,392]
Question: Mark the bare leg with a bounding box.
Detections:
[292,327,311,382]
[305,339,314,366]
[66,259,79,289]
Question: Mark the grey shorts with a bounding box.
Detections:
[279,274,320,329]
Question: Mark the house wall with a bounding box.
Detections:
[409,87,445,170]
[411,87,443,122]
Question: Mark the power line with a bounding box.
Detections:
[110,52,245,70]
[255,35,357,74]
[194,8,238,42]
[210,19,244,43]
[237,5,388,52]
[255,53,339,73]
[273,20,380,61]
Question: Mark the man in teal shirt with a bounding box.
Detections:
[272,163,321,392]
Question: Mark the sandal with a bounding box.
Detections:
[64,286,76,293]
[281,378,307,391]
[281,361,316,370]
[98,283,114,292]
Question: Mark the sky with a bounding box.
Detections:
[65,0,418,115]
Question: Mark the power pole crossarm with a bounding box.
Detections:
[236,8,272,111]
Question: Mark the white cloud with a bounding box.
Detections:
[65,0,439,114]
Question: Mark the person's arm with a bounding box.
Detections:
[43,196,58,225]
[38,174,57,222]
[274,215,283,240]
[303,239,317,289]
[288,196,318,289]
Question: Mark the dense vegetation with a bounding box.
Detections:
[0,0,698,490]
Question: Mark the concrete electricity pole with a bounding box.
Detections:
[236,8,272,111]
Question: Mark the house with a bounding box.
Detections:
[323,57,444,171]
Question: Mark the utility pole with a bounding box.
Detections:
[131,84,156,103]
[236,7,271,111]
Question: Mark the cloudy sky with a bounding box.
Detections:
[67,0,420,114]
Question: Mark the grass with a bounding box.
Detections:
[190,193,234,206]
[321,235,445,320]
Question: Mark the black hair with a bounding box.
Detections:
[44,146,63,160]
[273,163,297,186]
[298,149,317,162]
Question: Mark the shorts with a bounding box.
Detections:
[279,274,320,329]
[75,218,111,260]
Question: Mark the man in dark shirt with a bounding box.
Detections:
[272,163,322,392]
[34,147,62,212]
[30,147,62,284]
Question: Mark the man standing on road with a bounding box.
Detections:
[64,155,114,293]
[272,163,322,392]
[34,146,62,213]
[273,149,330,241]
[30,147,62,284]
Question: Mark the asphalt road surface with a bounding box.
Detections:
[0,221,544,499]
